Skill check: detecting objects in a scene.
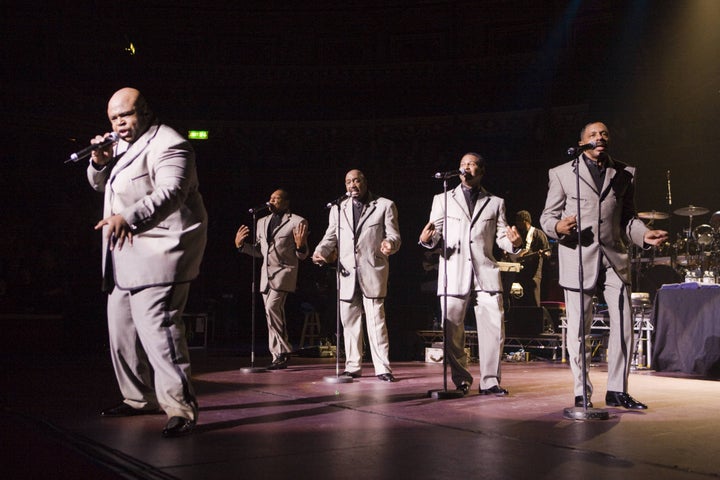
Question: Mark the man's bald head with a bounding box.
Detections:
[107,87,153,143]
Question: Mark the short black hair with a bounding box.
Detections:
[516,210,531,224]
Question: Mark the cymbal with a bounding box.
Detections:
[638,211,669,220]
[674,205,709,216]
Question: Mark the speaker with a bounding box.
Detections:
[505,306,545,337]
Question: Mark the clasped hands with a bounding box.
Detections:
[419,222,522,249]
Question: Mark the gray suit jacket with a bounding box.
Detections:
[314,193,401,300]
[421,185,516,296]
[87,123,208,290]
[540,155,647,290]
[240,212,308,293]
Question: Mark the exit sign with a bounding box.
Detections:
[188,130,209,140]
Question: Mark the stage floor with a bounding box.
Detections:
[3,350,719,480]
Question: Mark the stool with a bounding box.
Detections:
[300,310,322,348]
[631,292,653,369]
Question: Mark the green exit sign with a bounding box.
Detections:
[188,130,209,140]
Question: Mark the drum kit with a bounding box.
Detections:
[635,205,720,286]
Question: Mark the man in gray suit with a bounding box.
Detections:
[312,169,401,382]
[235,189,309,370]
[419,153,522,396]
[87,87,207,437]
[540,121,667,410]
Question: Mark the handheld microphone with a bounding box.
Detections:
[248,202,270,214]
[325,192,350,208]
[433,168,467,179]
[66,132,120,163]
[566,142,597,157]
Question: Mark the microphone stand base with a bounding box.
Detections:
[562,406,609,421]
[428,389,465,400]
[324,375,354,384]
[240,366,268,374]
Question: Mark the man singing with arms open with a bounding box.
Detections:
[419,153,522,396]
[235,189,309,370]
[312,169,400,382]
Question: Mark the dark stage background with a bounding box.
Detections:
[3,1,720,357]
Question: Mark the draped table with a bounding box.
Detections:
[652,283,720,376]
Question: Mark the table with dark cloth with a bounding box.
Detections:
[652,283,720,376]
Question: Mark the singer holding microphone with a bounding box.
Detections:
[419,153,522,396]
[312,169,401,382]
[540,121,667,410]
[235,189,309,370]
[85,87,207,438]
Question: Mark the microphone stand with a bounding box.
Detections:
[240,209,267,374]
[666,170,674,266]
[324,197,353,384]
[428,174,463,399]
[563,155,608,420]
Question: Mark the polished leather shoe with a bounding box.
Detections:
[479,385,509,396]
[574,396,593,408]
[161,416,196,438]
[266,354,289,370]
[456,381,471,395]
[605,391,648,410]
[342,371,361,378]
[377,373,396,382]
[101,403,159,417]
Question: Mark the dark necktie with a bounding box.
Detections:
[464,188,479,215]
[353,200,364,232]
[267,213,282,239]
[585,157,605,191]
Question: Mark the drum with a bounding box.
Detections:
[635,240,673,266]
[709,211,720,231]
[630,292,651,307]
[674,229,696,256]
[693,224,715,249]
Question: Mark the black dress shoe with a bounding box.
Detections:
[161,416,196,438]
[266,354,289,370]
[342,371,361,378]
[101,403,159,417]
[479,385,509,396]
[605,391,648,410]
[377,373,396,382]
[456,381,471,395]
[574,396,594,408]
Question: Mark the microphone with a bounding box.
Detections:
[248,202,270,214]
[566,142,597,157]
[433,168,467,179]
[325,192,350,208]
[66,132,120,163]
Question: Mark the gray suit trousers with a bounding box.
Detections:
[107,283,198,420]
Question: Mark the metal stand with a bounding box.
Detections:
[562,155,608,420]
[241,208,267,374]
[324,196,353,384]
[428,174,463,399]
